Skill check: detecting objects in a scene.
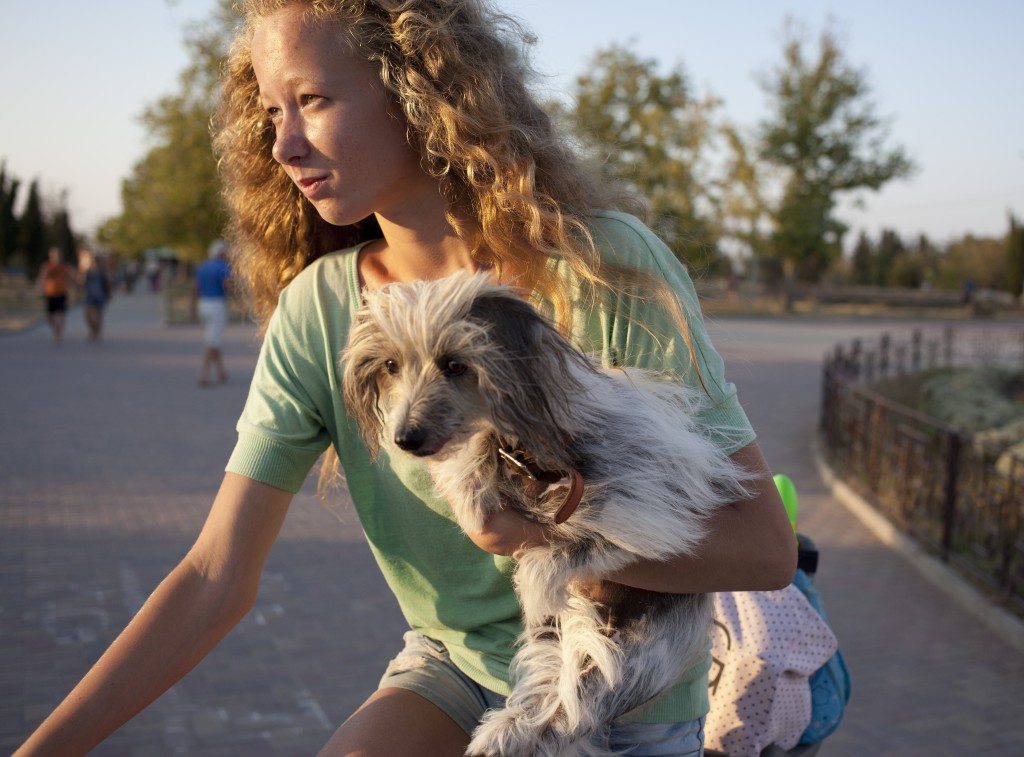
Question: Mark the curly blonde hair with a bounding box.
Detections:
[213,0,706,490]
[213,0,653,333]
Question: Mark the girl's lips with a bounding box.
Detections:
[296,175,329,198]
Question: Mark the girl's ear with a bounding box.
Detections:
[341,315,388,459]
[468,291,590,468]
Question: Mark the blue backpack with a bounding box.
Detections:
[791,540,852,743]
[775,475,851,744]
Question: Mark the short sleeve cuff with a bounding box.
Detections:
[225,431,325,494]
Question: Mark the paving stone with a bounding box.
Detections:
[2,292,1022,754]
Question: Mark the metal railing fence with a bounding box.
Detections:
[820,326,1024,616]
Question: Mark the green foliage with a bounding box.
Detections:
[769,180,845,281]
[100,98,225,260]
[850,231,873,285]
[563,45,725,272]
[716,124,770,267]
[99,0,238,261]
[936,234,1006,290]
[874,228,904,285]
[884,234,937,289]
[18,181,48,275]
[50,204,77,266]
[875,366,1024,430]
[1006,213,1024,298]
[920,367,1024,432]
[846,227,1012,293]
[757,21,916,282]
[0,164,79,272]
[0,162,19,268]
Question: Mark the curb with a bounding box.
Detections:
[812,438,1024,656]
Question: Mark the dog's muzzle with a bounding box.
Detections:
[394,427,424,451]
[394,425,442,456]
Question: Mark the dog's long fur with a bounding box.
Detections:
[342,272,751,757]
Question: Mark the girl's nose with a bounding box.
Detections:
[271,117,309,165]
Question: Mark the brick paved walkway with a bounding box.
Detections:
[1,292,1022,755]
[707,317,1024,755]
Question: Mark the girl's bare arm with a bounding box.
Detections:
[15,473,294,757]
[467,442,798,593]
[603,443,798,593]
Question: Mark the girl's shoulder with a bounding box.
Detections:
[587,209,656,237]
[585,210,682,278]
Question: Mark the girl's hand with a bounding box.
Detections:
[464,508,551,556]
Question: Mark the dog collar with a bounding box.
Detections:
[497,443,585,524]
[552,469,585,524]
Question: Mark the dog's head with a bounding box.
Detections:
[341,271,589,466]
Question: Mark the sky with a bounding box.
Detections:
[2,0,1021,248]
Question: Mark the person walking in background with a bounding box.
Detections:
[79,250,111,343]
[36,247,71,343]
[145,257,161,292]
[194,239,232,387]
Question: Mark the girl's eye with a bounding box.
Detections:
[384,359,399,375]
[442,358,467,377]
[300,94,322,106]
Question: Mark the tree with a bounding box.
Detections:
[0,162,20,268]
[875,228,904,286]
[758,21,916,282]
[564,45,724,271]
[18,180,48,275]
[99,0,236,261]
[717,123,770,272]
[938,234,1005,291]
[850,231,873,285]
[907,233,940,290]
[1006,213,1024,299]
[49,200,78,266]
[888,243,935,290]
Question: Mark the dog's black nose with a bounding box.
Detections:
[394,427,426,452]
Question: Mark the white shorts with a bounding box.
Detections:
[198,298,228,348]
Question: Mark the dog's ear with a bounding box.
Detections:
[341,313,387,459]
[468,290,590,466]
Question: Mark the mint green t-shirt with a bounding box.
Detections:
[226,210,756,723]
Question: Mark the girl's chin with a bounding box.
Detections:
[309,198,378,228]
[309,201,365,228]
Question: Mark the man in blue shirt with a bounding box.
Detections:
[194,240,232,387]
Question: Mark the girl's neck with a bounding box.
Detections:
[359,213,487,289]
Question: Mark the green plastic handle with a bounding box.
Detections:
[773,473,799,534]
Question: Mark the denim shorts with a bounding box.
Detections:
[379,631,705,756]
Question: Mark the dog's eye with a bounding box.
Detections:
[384,359,399,375]
[441,358,467,377]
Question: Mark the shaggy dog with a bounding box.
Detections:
[342,272,750,757]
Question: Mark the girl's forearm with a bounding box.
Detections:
[606,444,798,594]
[476,443,798,594]
[605,501,797,594]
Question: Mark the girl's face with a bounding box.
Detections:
[251,6,435,227]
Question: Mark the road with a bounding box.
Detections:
[1,290,1022,755]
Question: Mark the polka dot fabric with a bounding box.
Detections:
[705,585,837,756]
